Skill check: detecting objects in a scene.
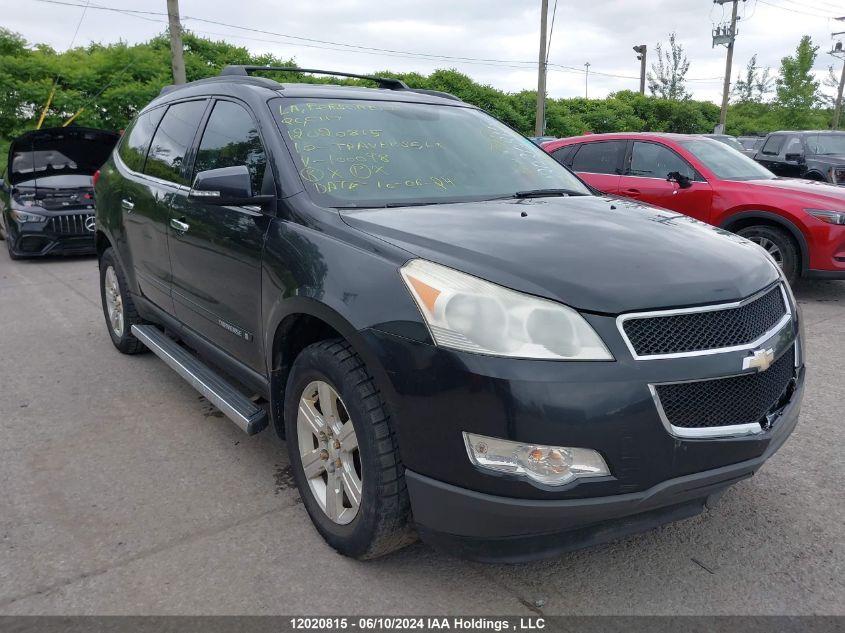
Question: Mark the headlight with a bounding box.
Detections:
[400,259,612,360]
[11,209,48,223]
[805,209,845,225]
[464,432,610,486]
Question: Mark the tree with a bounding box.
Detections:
[732,55,773,103]
[647,33,691,100]
[774,35,821,127]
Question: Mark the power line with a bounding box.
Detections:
[545,0,558,65]
[756,0,836,19]
[29,0,728,97]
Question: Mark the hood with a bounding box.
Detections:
[745,177,845,204]
[7,127,119,186]
[341,196,778,314]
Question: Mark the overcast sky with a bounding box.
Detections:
[5,0,845,103]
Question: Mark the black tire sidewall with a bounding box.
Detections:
[99,249,135,351]
[284,346,384,558]
[738,226,799,283]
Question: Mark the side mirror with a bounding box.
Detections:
[784,152,803,163]
[666,171,692,189]
[189,165,272,206]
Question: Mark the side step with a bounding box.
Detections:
[131,324,268,435]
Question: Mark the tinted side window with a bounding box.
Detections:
[761,135,785,156]
[193,100,267,195]
[118,108,165,172]
[570,141,625,174]
[144,100,207,185]
[630,142,694,180]
[784,136,803,156]
[550,146,574,167]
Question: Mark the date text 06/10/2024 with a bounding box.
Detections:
[289,617,547,630]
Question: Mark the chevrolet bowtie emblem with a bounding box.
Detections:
[743,348,775,372]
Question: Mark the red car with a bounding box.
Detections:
[543,133,845,282]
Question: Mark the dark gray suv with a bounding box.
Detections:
[94,67,804,561]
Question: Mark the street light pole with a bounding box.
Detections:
[585,62,591,99]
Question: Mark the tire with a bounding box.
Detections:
[284,338,415,559]
[99,247,147,354]
[737,225,800,284]
[6,237,22,260]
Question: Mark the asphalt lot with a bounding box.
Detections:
[0,255,843,616]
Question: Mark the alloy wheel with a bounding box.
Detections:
[104,265,125,337]
[748,236,784,269]
[296,380,362,525]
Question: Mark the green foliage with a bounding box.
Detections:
[732,54,773,104]
[647,33,691,100]
[775,35,821,128]
[0,29,837,175]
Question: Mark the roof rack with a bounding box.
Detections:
[220,66,410,90]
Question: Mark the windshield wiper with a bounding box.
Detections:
[512,188,588,198]
[354,201,444,209]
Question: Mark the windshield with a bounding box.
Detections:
[805,133,845,156]
[679,138,775,181]
[714,136,745,152]
[271,98,590,207]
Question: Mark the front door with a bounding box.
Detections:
[618,141,713,223]
[168,99,272,372]
[756,134,786,175]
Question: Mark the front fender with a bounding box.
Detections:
[718,209,810,273]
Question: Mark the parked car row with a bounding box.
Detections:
[542,132,845,283]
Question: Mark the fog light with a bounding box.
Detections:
[463,432,609,486]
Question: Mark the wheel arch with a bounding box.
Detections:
[95,229,112,261]
[803,170,827,181]
[266,297,397,440]
[719,210,809,275]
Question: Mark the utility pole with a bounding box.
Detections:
[633,45,647,94]
[167,0,186,85]
[713,0,744,134]
[535,0,549,136]
[831,18,845,130]
[584,62,590,99]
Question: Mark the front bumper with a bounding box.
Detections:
[362,294,804,561]
[406,366,802,562]
[6,215,96,257]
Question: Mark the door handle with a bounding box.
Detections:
[121,199,134,212]
[624,188,642,197]
[170,218,190,234]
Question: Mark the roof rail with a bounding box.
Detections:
[220,66,410,90]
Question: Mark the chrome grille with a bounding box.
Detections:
[653,347,795,434]
[621,285,788,358]
[49,214,94,235]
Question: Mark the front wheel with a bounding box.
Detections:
[284,339,415,559]
[737,225,799,284]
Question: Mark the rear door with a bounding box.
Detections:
[618,141,713,222]
[121,99,208,315]
[557,141,626,194]
[167,98,272,371]
[116,106,170,310]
